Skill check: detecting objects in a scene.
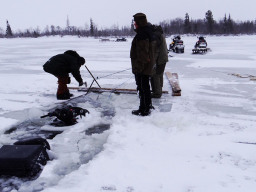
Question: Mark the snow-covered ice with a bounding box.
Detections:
[0,35,256,192]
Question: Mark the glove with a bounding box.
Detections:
[79,82,83,86]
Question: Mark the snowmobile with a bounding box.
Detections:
[169,36,185,53]
[116,37,127,42]
[192,36,208,54]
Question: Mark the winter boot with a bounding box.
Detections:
[57,92,70,100]
[132,106,154,116]
[57,76,71,100]
[132,109,150,116]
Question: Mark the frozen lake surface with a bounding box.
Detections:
[0,35,256,192]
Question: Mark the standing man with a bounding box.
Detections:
[151,25,168,98]
[43,50,85,100]
[130,13,157,116]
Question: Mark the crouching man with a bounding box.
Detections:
[43,50,85,100]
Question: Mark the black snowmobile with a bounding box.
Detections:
[169,36,185,53]
[116,37,127,42]
[192,36,208,54]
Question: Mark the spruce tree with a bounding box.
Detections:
[90,18,94,36]
[205,10,214,34]
[227,14,234,33]
[130,19,135,35]
[6,20,13,37]
[184,13,191,33]
[66,15,70,34]
[223,14,228,34]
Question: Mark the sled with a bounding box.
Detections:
[165,72,181,96]
[69,87,169,95]
[250,77,256,81]
[192,48,208,54]
[230,73,256,81]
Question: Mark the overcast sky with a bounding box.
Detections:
[0,0,255,31]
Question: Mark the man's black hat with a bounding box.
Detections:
[133,13,147,21]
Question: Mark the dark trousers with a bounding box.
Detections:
[135,74,152,110]
[151,63,166,95]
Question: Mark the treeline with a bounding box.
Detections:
[1,11,256,38]
[2,18,133,38]
[161,11,256,35]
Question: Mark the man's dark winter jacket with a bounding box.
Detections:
[43,53,83,83]
[130,23,157,76]
[155,32,168,66]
